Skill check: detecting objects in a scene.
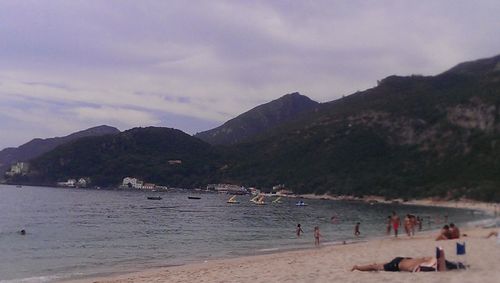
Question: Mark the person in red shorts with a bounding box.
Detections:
[391,211,401,237]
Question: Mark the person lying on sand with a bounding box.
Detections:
[485,231,498,239]
[351,248,466,272]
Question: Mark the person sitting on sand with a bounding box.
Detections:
[449,223,460,239]
[436,225,452,241]
[351,248,466,272]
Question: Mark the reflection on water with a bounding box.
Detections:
[0,185,487,281]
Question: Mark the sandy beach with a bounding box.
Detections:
[66,225,500,283]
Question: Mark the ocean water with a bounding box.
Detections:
[0,185,488,282]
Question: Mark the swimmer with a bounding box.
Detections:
[354,222,361,236]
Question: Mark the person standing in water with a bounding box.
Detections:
[391,211,401,237]
[386,216,392,235]
[354,222,361,237]
[314,226,322,246]
[296,224,304,237]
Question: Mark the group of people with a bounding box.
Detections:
[297,211,463,247]
[296,224,323,246]
[436,223,461,240]
[387,211,436,237]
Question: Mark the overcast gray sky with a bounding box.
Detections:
[0,0,499,149]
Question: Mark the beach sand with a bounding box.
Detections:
[66,226,500,283]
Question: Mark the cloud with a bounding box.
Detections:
[0,0,499,149]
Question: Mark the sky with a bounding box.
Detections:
[0,0,499,150]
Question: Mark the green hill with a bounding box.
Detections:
[18,54,500,201]
[220,54,500,201]
[23,127,220,187]
[0,125,119,174]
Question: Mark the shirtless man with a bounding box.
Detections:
[391,211,401,237]
[436,225,452,241]
[449,223,460,239]
[351,248,465,272]
[351,257,437,272]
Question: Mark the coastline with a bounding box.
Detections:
[298,194,499,216]
[64,226,500,283]
[60,197,499,283]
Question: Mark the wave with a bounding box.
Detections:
[0,275,61,283]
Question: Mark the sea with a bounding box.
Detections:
[0,184,490,282]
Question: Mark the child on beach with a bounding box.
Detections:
[354,222,361,236]
[314,226,322,246]
[296,224,304,237]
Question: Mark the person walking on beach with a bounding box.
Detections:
[404,214,412,237]
[391,211,401,237]
[386,216,392,235]
[354,222,361,237]
[416,216,423,231]
[314,226,322,246]
[296,224,304,237]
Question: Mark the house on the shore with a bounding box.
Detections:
[122,177,144,189]
[142,183,156,190]
[5,162,30,176]
[207,184,248,195]
[57,179,76,188]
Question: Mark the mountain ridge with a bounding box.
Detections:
[0,125,120,173]
[194,92,319,145]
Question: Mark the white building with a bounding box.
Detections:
[122,177,143,189]
[5,162,29,176]
[142,183,156,190]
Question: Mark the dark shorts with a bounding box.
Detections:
[383,257,409,272]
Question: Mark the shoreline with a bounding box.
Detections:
[60,198,499,283]
[64,225,500,283]
[297,194,499,216]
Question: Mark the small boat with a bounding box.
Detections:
[16,185,22,188]
[227,195,240,204]
[272,197,282,204]
[295,200,308,206]
[188,196,201,200]
[147,196,162,200]
[254,195,266,205]
[250,195,259,203]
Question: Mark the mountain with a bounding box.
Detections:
[0,125,120,173]
[18,54,500,201]
[24,127,219,187]
[194,92,319,145]
[219,54,500,201]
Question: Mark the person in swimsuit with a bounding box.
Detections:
[351,248,466,272]
[404,214,411,236]
[314,226,322,246]
[449,223,460,239]
[436,225,452,241]
[485,230,498,238]
[391,211,401,237]
[386,216,392,235]
[354,222,361,236]
[296,223,304,237]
